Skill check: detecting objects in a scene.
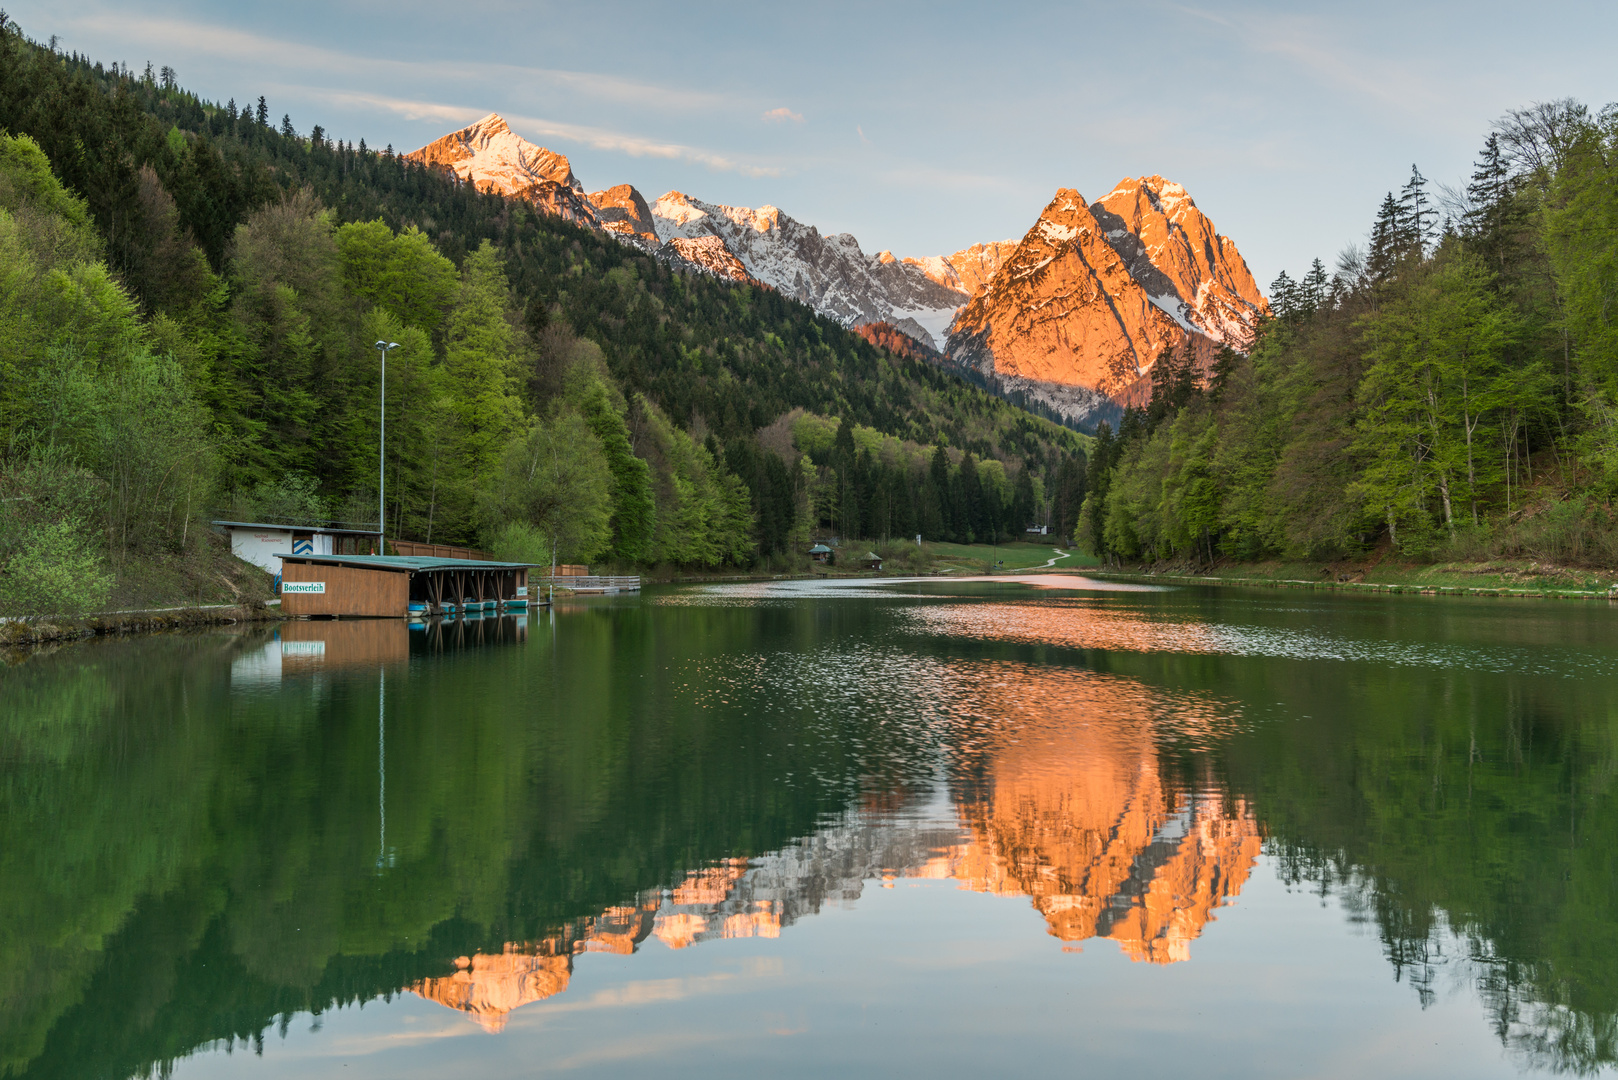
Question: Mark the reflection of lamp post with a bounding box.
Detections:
[377,670,386,872]
[374,341,399,550]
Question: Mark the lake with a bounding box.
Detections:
[2,576,1615,1079]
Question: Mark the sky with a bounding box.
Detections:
[12,0,1618,286]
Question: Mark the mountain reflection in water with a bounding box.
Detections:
[2,581,1615,1079]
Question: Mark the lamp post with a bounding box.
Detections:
[374,341,399,552]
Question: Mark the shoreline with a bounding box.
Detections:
[0,603,283,650]
[1079,567,1618,601]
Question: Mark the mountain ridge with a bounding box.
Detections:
[947,177,1267,424]
[405,115,1267,427]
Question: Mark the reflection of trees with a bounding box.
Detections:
[0,604,882,1080]
[4,594,1616,1076]
[408,657,1267,1032]
[1205,655,1618,1075]
[902,594,1618,1074]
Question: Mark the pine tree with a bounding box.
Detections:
[280,114,294,138]
[1398,165,1434,252]
[1300,258,1329,316]
[1269,270,1296,320]
[926,443,952,541]
[957,452,984,543]
[1464,133,1516,269]
[255,96,268,126]
[1084,422,1114,554]
[1368,192,1403,281]
[833,417,858,535]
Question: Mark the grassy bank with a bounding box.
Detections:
[919,541,1098,574]
[0,533,282,653]
[1085,556,1618,600]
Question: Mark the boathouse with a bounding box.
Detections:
[278,553,532,618]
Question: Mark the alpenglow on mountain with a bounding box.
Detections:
[405,115,1004,347]
[946,179,1268,424]
[408,117,1266,425]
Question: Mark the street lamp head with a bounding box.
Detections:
[374,340,400,350]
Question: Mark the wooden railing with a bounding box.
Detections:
[389,540,497,561]
[532,576,642,592]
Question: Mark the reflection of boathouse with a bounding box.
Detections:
[230,615,529,685]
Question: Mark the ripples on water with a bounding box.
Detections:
[5,578,1616,1079]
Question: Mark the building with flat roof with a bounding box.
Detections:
[214,520,380,575]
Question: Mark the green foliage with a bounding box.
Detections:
[444,242,526,490]
[1544,108,1618,486]
[0,132,92,228]
[560,344,653,562]
[1080,104,1617,568]
[221,471,328,526]
[0,519,113,616]
[484,520,552,565]
[1353,252,1525,550]
[479,411,613,564]
[335,219,457,334]
[634,396,755,567]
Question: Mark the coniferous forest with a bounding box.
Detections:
[0,16,1086,614]
[1080,102,1618,571]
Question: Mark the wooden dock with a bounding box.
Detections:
[533,575,642,594]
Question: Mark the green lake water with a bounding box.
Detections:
[3,576,1616,1078]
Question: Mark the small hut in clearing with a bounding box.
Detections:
[808,544,832,564]
[859,551,883,571]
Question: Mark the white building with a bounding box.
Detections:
[213,520,381,575]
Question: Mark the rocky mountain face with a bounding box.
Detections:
[407,118,1265,422]
[665,234,753,283]
[586,183,658,244]
[946,177,1266,425]
[407,117,963,336]
[651,192,974,348]
[406,114,601,228]
[901,241,1018,296]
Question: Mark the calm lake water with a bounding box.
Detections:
[3,576,1616,1079]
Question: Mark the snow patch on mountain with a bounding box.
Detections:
[651,191,970,348]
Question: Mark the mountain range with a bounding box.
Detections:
[408,114,1267,426]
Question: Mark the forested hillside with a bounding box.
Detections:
[1080,101,1618,570]
[0,17,1085,614]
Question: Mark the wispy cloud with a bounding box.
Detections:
[63,12,729,113]
[313,89,783,177]
[763,107,804,124]
[857,125,871,145]
[1161,3,1468,124]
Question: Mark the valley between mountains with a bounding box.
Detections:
[408,114,1269,425]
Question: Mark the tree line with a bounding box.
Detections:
[0,17,1087,612]
[1079,100,1618,569]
